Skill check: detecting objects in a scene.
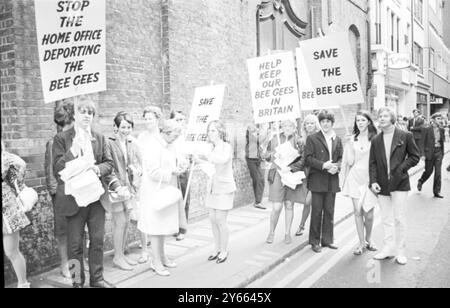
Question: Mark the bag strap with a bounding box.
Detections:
[13,179,21,194]
[107,178,120,193]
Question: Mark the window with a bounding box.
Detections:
[256,0,307,55]
[413,42,423,74]
[391,13,395,52]
[375,0,382,44]
[429,48,435,71]
[414,0,423,24]
[349,25,361,81]
[396,17,400,52]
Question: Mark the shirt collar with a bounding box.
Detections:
[321,130,336,141]
[75,123,93,140]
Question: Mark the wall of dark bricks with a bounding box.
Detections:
[2,0,370,285]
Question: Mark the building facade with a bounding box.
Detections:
[1,0,370,283]
[370,0,450,119]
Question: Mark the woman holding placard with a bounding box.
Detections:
[293,114,321,237]
[263,120,307,245]
[196,121,236,264]
[340,111,378,255]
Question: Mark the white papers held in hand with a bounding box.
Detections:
[59,156,104,207]
[278,170,306,190]
[274,142,299,169]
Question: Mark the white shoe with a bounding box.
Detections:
[373,251,395,260]
[163,259,178,268]
[150,262,170,276]
[396,255,408,265]
[17,282,31,288]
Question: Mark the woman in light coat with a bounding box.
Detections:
[138,119,185,276]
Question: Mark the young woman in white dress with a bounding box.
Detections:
[341,111,379,255]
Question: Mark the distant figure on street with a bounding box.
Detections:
[417,113,445,199]
[341,111,378,256]
[395,115,408,131]
[408,109,425,153]
[370,107,419,265]
[305,110,343,254]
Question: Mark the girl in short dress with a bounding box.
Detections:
[2,141,31,288]
[341,111,378,255]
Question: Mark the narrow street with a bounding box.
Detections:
[249,154,450,288]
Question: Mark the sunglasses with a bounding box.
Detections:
[78,107,94,116]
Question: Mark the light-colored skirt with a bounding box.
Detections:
[205,193,234,211]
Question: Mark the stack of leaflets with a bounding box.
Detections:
[59,157,104,207]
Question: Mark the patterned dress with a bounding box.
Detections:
[2,151,30,234]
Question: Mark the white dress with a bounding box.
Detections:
[341,136,371,199]
[137,131,179,236]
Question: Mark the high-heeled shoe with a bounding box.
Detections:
[113,258,134,271]
[295,226,305,237]
[163,259,178,268]
[150,262,170,276]
[208,252,220,261]
[216,252,229,264]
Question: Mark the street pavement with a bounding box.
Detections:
[27,147,449,288]
[249,152,450,288]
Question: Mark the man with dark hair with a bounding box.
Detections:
[44,100,75,279]
[408,109,424,153]
[305,110,343,253]
[417,113,445,198]
[53,97,115,288]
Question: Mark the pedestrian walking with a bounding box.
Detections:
[136,106,163,263]
[100,112,142,271]
[137,119,185,276]
[417,113,445,199]
[370,107,420,265]
[2,141,31,288]
[171,110,191,241]
[245,123,270,210]
[44,100,74,278]
[52,97,116,288]
[395,115,408,131]
[304,110,343,254]
[294,114,320,237]
[341,111,378,255]
[196,121,236,264]
[264,120,307,245]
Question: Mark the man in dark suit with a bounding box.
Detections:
[369,107,419,265]
[305,110,343,253]
[417,113,445,198]
[53,98,115,288]
[408,109,425,153]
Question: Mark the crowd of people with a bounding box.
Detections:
[2,98,450,288]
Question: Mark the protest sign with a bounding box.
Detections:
[35,0,106,103]
[296,32,364,110]
[185,84,225,154]
[248,51,301,124]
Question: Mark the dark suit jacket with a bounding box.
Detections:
[52,127,114,217]
[305,131,343,193]
[408,117,424,140]
[419,126,445,160]
[369,128,420,196]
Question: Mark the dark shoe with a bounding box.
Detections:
[311,244,322,253]
[216,252,229,264]
[434,194,444,199]
[89,280,116,288]
[295,226,305,237]
[73,283,84,288]
[176,233,185,241]
[417,181,423,192]
[208,252,220,261]
[323,244,338,250]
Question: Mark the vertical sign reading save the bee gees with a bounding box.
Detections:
[34,0,106,103]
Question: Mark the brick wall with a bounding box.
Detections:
[3,0,164,285]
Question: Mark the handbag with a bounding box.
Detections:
[152,176,182,211]
[14,181,38,212]
[107,179,131,204]
[358,185,378,212]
